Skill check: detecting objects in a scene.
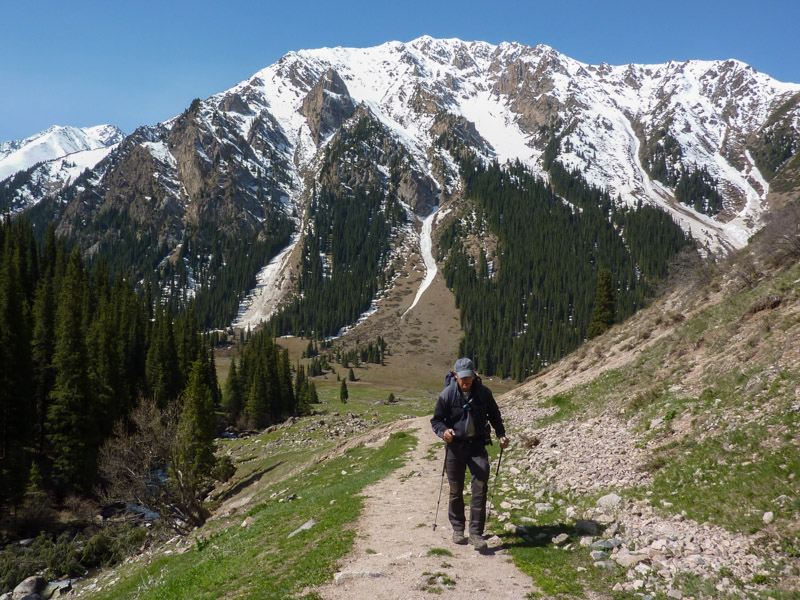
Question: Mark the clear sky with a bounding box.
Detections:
[2,0,798,142]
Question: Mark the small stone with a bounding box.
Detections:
[552,533,569,546]
[615,550,649,567]
[288,518,316,538]
[650,539,667,551]
[535,502,554,513]
[632,579,644,590]
[334,571,383,584]
[241,517,254,528]
[596,493,622,510]
[504,522,525,536]
[666,590,683,599]
[574,520,601,535]
[763,511,774,525]
[593,560,616,569]
[595,513,616,524]
[591,550,609,560]
[591,538,621,550]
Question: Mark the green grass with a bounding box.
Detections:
[86,432,416,600]
[644,422,800,534]
[426,547,453,557]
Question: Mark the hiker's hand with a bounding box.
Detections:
[443,429,455,443]
[500,436,509,449]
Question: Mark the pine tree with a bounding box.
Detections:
[47,249,95,493]
[586,268,616,339]
[145,304,181,408]
[31,277,55,452]
[176,356,217,481]
[244,361,269,428]
[278,348,294,415]
[223,358,244,422]
[0,225,34,504]
[170,356,217,527]
[340,379,349,404]
[348,367,356,382]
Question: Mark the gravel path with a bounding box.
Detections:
[315,417,534,599]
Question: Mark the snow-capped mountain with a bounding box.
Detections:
[226,36,797,252]
[0,124,125,181]
[6,37,799,332]
[0,125,126,213]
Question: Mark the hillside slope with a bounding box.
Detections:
[495,206,800,597]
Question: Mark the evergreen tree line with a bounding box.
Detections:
[673,165,724,215]
[749,123,799,181]
[21,180,293,332]
[165,217,294,329]
[0,216,221,509]
[439,156,691,381]
[222,329,315,428]
[641,129,683,187]
[266,183,399,339]
[339,337,387,367]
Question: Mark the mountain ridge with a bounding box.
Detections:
[3,37,799,341]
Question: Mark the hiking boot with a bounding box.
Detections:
[469,534,488,550]
[452,530,468,545]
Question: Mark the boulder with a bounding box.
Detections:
[13,576,45,598]
[41,580,72,599]
[574,519,601,535]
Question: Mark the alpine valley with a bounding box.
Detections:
[3,36,800,380]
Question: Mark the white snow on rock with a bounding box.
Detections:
[402,206,441,318]
[0,124,124,181]
[233,233,300,331]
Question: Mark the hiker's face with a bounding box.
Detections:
[457,375,473,393]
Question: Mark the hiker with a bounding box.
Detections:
[431,358,509,550]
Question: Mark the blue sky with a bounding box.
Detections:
[2,0,798,141]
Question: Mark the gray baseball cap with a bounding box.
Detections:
[454,358,475,378]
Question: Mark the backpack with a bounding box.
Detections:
[443,371,492,444]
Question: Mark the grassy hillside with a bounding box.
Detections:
[489,209,800,598]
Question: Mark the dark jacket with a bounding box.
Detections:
[431,379,506,444]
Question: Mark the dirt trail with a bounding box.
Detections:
[315,416,533,599]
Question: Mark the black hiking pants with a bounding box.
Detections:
[445,439,490,535]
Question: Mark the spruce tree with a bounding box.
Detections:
[176,356,217,482]
[586,268,616,339]
[31,277,55,452]
[278,348,294,415]
[0,228,34,504]
[223,358,244,422]
[340,379,348,404]
[47,249,95,493]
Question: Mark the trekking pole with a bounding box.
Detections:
[432,444,447,531]
[486,445,504,523]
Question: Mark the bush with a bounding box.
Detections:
[0,525,150,593]
[213,455,236,482]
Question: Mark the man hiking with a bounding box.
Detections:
[431,358,509,550]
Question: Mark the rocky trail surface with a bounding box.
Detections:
[314,395,792,600]
[314,416,535,599]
